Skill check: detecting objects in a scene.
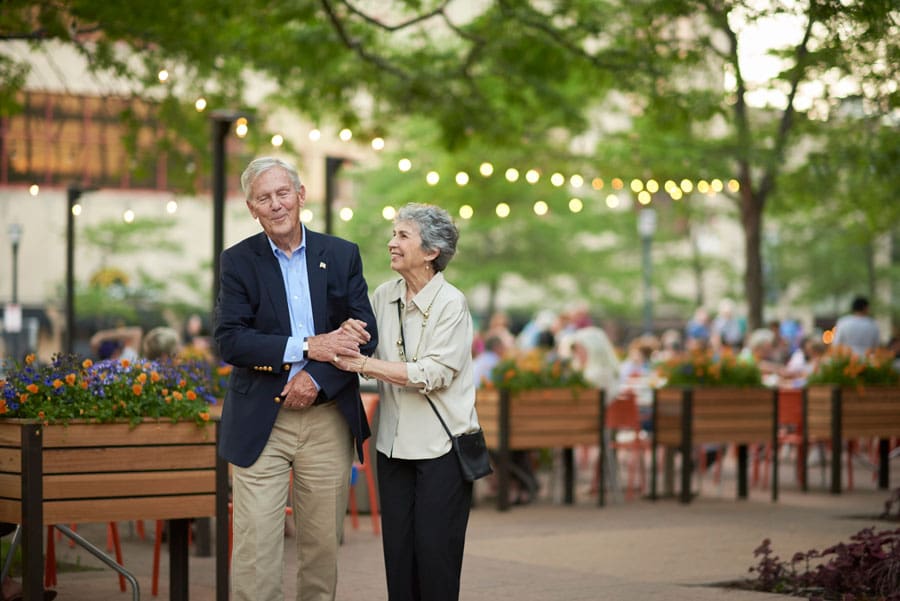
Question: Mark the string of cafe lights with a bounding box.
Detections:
[27,67,739,223]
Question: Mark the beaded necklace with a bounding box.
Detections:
[396,284,443,362]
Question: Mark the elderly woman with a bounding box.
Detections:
[338,203,478,601]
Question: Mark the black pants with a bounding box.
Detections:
[377,450,473,601]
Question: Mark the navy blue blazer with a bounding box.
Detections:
[214,229,378,467]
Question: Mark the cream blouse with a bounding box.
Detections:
[371,272,480,460]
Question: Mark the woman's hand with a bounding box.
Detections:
[334,354,366,374]
[340,318,370,345]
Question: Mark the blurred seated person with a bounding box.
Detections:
[619,334,659,398]
[739,328,783,386]
[90,325,142,362]
[780,335,826,388]
[142,326,182,361]
[472,335,504,388]
[655,329,682,363]
[684,306,711,346]
[181,313,214,360]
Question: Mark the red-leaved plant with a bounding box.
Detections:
[749,528,900,600]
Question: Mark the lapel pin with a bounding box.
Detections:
[319,262,327,269]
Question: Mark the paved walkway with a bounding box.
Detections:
[41,457,898,600]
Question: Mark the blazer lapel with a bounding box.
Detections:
[252,233,292,334]
[305,230,328,335]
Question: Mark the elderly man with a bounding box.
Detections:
[215,156,377,601]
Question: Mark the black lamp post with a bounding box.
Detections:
[7,223,22,360]
[9,223,21,305]
[637,208,657,335]
[207,110,247,584]
[65,186,97,355]
[210,111,249,318]
[324,156,347,235]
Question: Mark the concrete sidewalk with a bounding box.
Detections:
[43,464,897,600]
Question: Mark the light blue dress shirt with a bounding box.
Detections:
[267,226,317,387]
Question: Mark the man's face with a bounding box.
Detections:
[246,166,304,241]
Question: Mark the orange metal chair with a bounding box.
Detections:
[754,388,855,490]
[349,393,381,533]
[604,391,651,500]
[46,523,126,592]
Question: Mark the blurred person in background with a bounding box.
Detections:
[833,296,881,357]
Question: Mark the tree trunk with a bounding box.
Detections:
[740,188,764,332]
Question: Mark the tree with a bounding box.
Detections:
[334,119,645,322]
[3,1,896,332]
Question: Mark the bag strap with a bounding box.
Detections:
[396,299,454,442]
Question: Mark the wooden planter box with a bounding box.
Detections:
[476,388,603,510]
[0,418,229,601]
[651,387,777,503]
[804,385,900,493]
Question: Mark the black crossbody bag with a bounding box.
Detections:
[396,299,493,482]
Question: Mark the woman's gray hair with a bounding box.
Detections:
[240,157,302,201]
[396,203,459,272]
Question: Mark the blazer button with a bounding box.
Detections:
[283,364,290,371]
[274,396,282,403]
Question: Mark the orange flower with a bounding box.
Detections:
[137,373,148,384]
[19,393,28,403]
[199,411,210,422]
[150,371,160,383]
[0,400,7,414]
[217,365,233,376]
[132,384,143,396]
[52,379,63,389]
[26,383,39,394]
[186,390,197,401]
[65,373,76,386]
[25,354,35,365]
[172,391,183,401]
[120,359,131,368]
[80,381,88,389]
[38,410,45,419]
[82,358,93,369]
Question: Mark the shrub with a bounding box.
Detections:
[749,528,900,600]
[658,348,763,388]
[0,353,223,427]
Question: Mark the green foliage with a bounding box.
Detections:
[488,350,588,392]
[807,346,900,388]
[338,119,644,318]
[658,348,763,388]
[2,0,897,333]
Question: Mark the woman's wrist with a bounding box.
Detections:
[360,356,371,380]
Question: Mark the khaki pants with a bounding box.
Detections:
[231,402,353,601]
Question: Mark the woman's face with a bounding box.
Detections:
[388,219,437,275]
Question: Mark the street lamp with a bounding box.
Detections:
[65,186,97,355]
[324,156,347,235]
[637,208,657,335]
[7,224,22,360]
[210,110,249,319]
[8,224,21,304]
